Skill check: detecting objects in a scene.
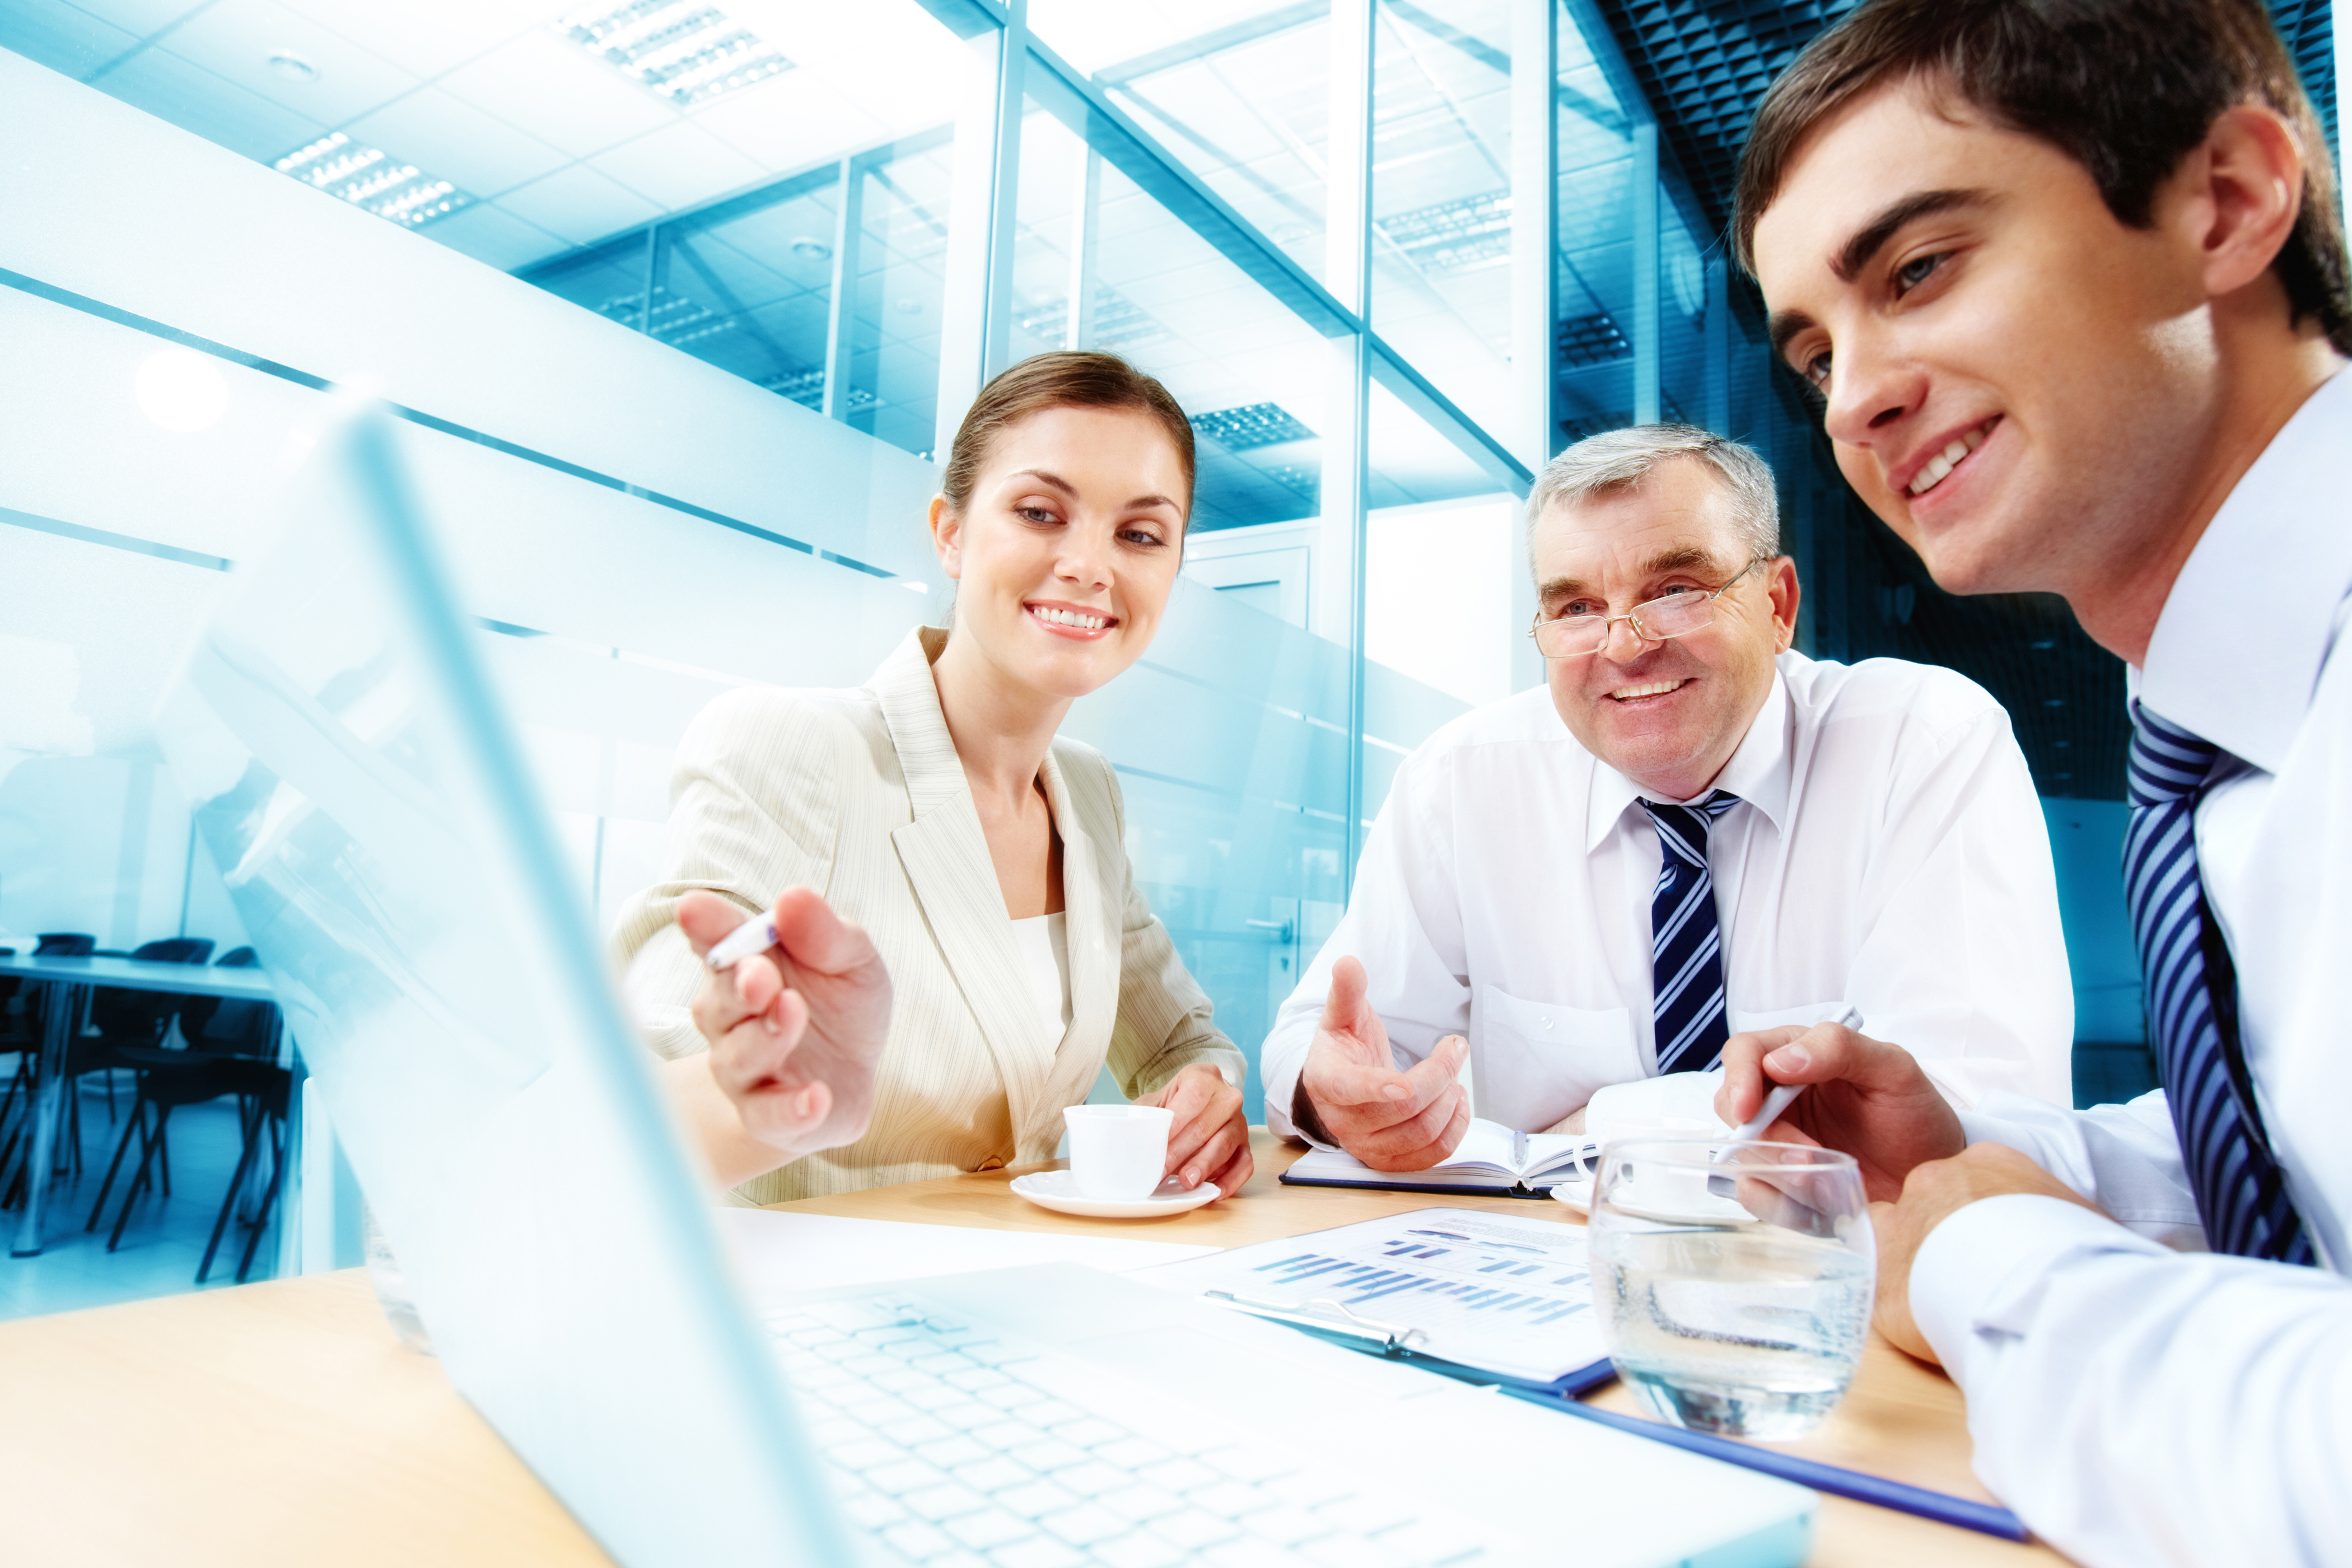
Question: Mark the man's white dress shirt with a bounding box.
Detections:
[1261,650,2074,1140]
[1914,370,2352,1567]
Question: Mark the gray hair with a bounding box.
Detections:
[1524,424,1780,577]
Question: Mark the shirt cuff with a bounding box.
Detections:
[1910,1193,2172,1374]
[1262,1049,1305,1139]
[1953,1105,2045,1156]
[1261,1072,1343,1151]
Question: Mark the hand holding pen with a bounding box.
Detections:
[1718,1006,1864,1151]
[1710,1010,1967,1203]
[681,888,893,1165]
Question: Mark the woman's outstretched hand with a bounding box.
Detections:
[664,887,893,1189]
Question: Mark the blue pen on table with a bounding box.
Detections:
[1502,1389,2033,1543]
[704,913,778,972]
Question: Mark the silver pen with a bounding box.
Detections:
[703,913,778,972]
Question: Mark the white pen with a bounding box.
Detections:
[1723,1006,1864,1149]
[703,913,778,972]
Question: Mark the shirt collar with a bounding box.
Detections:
[1584,667,1792,853]
[2140,368,2352,771]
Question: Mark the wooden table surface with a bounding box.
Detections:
[0,1131,2068,1567]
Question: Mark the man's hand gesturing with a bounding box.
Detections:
[1294,956,1469,1171]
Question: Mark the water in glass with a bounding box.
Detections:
[1588,1140,1873,1440]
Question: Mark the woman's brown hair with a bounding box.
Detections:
[938,351,1198,520]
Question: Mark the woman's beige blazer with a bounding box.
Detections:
[611,627,1247,1205]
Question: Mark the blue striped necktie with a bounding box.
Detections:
[1643,792,1742,1075]
[2123,704,2312,1263]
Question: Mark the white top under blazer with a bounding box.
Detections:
[611,627,1245,1205]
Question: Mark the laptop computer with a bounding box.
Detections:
[153,405,1816,1568]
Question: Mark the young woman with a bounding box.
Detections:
[614,352,1253,1205]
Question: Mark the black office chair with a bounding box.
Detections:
[55,939,217,1184]
[78,940,216,1084]
[82,942,249,1222]
[174,946,259,1046]
[0,934,98,1203]
[128,939,214,967]
[91,946,288,1281]
[0,952,21,1150]
[197,1056,291,1284]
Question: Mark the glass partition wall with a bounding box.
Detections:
[4,0,2264,1312]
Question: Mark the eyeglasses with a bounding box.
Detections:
[1528,556,1767,660]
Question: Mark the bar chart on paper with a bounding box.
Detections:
[1135,1208,1611,1387]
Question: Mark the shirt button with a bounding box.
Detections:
[1540,1016,1552,1028]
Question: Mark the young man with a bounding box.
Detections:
[1733,1,2351,1561]
[1261,426,2071,1169]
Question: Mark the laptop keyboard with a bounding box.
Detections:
[764,1296,1496,1568]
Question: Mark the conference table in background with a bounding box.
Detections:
[0,951,284,1257]
[0,1131,2071,1567]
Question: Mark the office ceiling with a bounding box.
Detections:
[5,0,2335,797]
[0,0,972,272]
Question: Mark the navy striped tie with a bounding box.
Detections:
[2123,704,2312,1263]
[1644,792,1742,1075]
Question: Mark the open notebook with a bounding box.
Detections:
[1280,1118,1602,1198]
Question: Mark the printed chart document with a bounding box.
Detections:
[1280,1118,1601,1198]
[1134,1207,1613,1393]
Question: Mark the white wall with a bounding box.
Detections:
[1365,495,1518,710]
[1184,495,1521,711]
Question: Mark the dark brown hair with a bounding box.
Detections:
[1733,0,2352,354]
[939,351,1198,520]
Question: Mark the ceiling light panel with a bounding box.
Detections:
[1556,312,1632,369]
[1190,403,1317,451]
[274,132,474,227]
[1378,190,1511,275]
[557,1,794,107]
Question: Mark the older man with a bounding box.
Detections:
[1260,424,2072,1169]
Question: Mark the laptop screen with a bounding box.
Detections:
[153,407,847,1567]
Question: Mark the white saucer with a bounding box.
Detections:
[1596,1174,1754,1226]
[1546,1178,1595,1212]
[1009,1170,1221,1219]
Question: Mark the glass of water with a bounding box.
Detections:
[1587,1140,1874,1440]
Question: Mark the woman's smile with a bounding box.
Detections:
[1024,598,1119,639]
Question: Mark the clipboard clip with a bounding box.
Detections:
[1201,1290,1431,1356]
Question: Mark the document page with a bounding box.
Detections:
[1132,1207,1607,1385]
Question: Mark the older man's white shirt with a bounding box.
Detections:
[1261,648,2073,1140]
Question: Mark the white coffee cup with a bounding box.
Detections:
[1062,1104,1173,1200]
